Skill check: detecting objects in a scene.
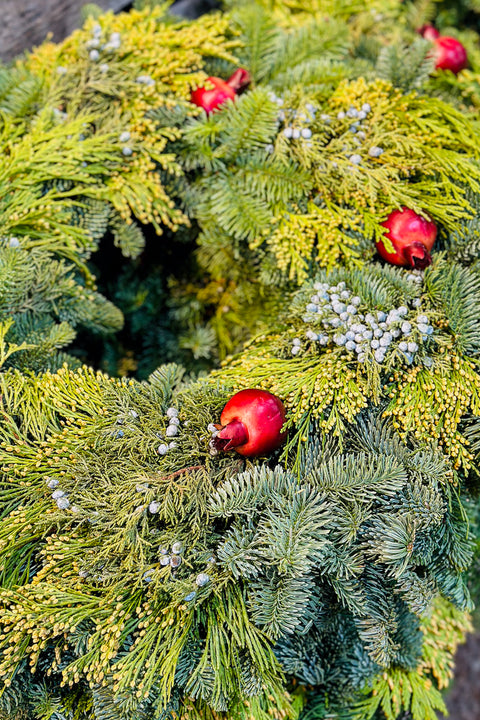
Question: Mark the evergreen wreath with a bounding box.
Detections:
[1,1,480,719]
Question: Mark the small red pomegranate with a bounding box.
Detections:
[418,24,440,41]
[213,389,287,458]
[190,68,251,114]
[376,207,437,269]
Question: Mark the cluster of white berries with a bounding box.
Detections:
[335,103,384,165]
[85,23,121,64]
[159,541,183,568]
[291,278,434,366]
[46,477,70,510]
[264,93,386,166]
[46,477,80,513]
[156,407,180,455]
[266,91,329,151]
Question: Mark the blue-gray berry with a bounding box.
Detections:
[196,573,210,587]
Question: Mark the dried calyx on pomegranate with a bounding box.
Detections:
[190,68,251,114]
[210,389,287,458]
[376,207,437,269]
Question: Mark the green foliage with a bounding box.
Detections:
[2,1,480,720]
[0,363,473,719]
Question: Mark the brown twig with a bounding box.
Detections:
[161,465,203,483]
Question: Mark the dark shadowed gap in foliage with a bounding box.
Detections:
[70,221,218,379]
[121,0,221,16]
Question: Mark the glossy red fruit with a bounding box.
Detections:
[376,207,437,269]
[190,68,251,114]
[214,389,287,458]
[418,24,440,41]
[431,36,468,74]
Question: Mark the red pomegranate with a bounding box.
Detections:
[431,36,468,74]
[376,207,437,269]
[213,389,287,458]
[190,68,251,114]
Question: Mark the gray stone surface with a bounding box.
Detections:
[442,632,480,718]
[0,0,129,61]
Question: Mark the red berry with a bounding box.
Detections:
[190,68,251,114]
[214,389,287,458]
[376,207,437,269]
[418,24,440,41]
[431,36,468,74]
